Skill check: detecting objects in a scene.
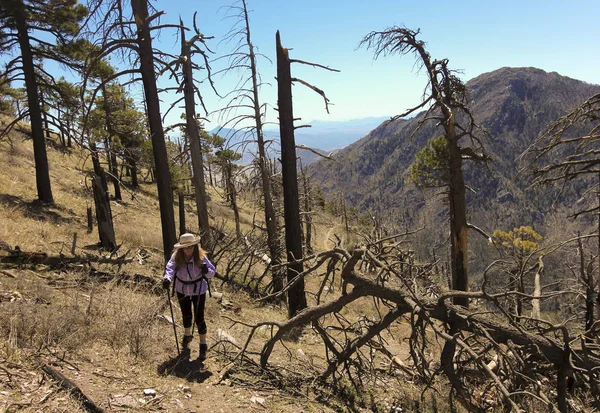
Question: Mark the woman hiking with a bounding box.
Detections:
[162,233,215,361]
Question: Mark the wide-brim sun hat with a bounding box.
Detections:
[173,233,201,249]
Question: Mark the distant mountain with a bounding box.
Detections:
[210,116,388,165]
[307,67,600,236]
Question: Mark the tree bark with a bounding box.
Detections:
[300,165,313,255]
[101,84,122,201]
[131,0,177,263]
[180,24,210,246]
[242,0,283,293]
[14,0,53,203]
[276,31,307,318]
[178,193,186,236]
[531,256,543,320]
[92,176,116,250]
[446,123,469,307]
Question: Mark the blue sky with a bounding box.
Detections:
[5,0,599,131]
[152,0,598,129]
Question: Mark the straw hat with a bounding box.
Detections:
[173,233,201,249]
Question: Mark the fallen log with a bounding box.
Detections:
[0,248,133,266]
[40,362,105,413]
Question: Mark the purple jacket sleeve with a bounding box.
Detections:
[163,255,177,282]
[202,257,216,279]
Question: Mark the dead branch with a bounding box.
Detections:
[0,248,133,266]
[290,77,332,114]
[39,361,105,413]
[296,144,334,160]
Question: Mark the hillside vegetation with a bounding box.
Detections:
[0,121,363,412]
[3,66,600,413]
[308,66,600,273]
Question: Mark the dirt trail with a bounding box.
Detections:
[323,224,339,250]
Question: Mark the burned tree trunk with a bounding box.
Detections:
[180,23,210,245]
[242,0,284,294]
[276,31,307,318]
[178,193,186,236]
[101,83,121,201]
[131,0,177,263]
[92,175,116,250]
[300,164,313,255]
[14,2,53,203]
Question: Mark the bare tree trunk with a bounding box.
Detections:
[342,193,349,234]
[300,164,313,255]
[225,164,241,237]
[132,0,177,263]
[180,23,210,245]
[89,142,108,192]
[597,172,600,322]
[14,2,53,203]
[87,206,93,233]
[443,102,469,307]
[129,155,139,188]
[578,235,595,341]
[92,176,116,250]
[242,0,283,293]
[101,84,122,201]
[531,256,543,320]
[276,31,307,318]
[178,193,186,236]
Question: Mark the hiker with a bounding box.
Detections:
[162,233,215,360]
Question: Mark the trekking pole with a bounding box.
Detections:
[166,289,180,356]
[190,275,212,337]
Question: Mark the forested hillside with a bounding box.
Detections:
[310,67,599,222]
[309,67,600,263]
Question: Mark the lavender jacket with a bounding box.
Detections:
[163,255,216,296]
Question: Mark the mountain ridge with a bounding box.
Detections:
[307,67,600,233]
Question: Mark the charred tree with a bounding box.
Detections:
[12,1,53,203]
[179,18,211,245]
[276,31,306,318]
[91,175,116,250]
[217,0,284,293]
[361,27,489,308]
[131,0,177,262]
[101,84,122,201]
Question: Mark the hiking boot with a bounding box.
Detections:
[199,343,208,361]
[182,335,193,349]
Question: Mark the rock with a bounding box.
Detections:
[143,388,156,396]
[216,328,238,346]
[251,396,265,406]
[111,394,138,408]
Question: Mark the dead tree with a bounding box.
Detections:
[216,0,285,294]
[83,0,177,263]
[276,30,306,318]
[523,92,600,325]
[164,15,216,246]
[359,26,490,399]
[220,233,600,412]
[360,27,490,309]
[299,161,313,255]
[91,175,116,250]
[275,30,339,318]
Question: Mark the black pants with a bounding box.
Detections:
[177,292,207,334]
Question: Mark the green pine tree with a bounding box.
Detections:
[0,0,88,203]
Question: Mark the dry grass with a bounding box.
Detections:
[0,127,460,413]
[0,130,347,412]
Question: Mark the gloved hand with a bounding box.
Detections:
[201,264,208,275]
[162,279,171,290]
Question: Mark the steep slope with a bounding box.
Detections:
[309,67,600,231]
